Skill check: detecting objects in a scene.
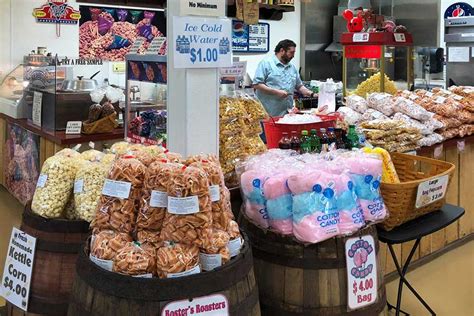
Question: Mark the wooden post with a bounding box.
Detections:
[459,141,474,237]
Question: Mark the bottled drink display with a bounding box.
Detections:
[279,132,291,150]
[347,125,360,149]
[319,128,329,152]
[309,129,321,153]
[300,130,312,154]
[290,131,301,152]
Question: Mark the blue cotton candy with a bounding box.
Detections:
[266,194,292,220]
[337,190,358,210]
[247,188,266,205]
[292,192,317,223]
[352,174,381,201]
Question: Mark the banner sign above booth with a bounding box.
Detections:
[33,0,81,24]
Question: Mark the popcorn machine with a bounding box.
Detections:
[340,32,414,96]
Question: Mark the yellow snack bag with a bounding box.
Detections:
[363,147,400,184]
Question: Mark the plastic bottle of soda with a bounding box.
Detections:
[327,127,337,150]
[309,129,321,153]
[320,128,329,152]
[300,130,312,153]
[334,128,346,149]
[278,132,291,150]
[290,131,301,153]
[347,125,360,149]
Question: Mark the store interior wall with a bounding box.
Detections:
[0,0,12,82]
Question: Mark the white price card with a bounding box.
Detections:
[394,33,406,42]
[173,16,232,69]
[353,33,370,42]
[415,175,449,208]
[168,196,200,215]
[228,237,242,257]
[199,253,222,271]
[32,92,42,127]
[66,121,82,135]
[167,265,201,279]
[102,179,132,199]
[345,235,378,310]
[209,185,220,202]
[150,190,168,208]
[36,174,47,188]
[448,47,470,62]
[74,179,84,194]
[1,228,37,311]
[162,293,229,316]
[89,254,113,272]
[220,61,247,78]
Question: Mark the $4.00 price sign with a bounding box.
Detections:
[1,228,36,311]
[173,16,232,68]
[345,235,378,310]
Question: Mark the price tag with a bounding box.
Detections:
[409,94,419,100]
[32,92,42,126]
[453,95,463,101]
[74,179,84,194]
[36,174,47,188]
[102,179,132,199]
[1,228,37,311]
[145,37,166,55]
[457,140,465,152]
[128,38,145,54]
[89,254,113,271]
[209,185,220,202]
[415,175,449,208]
[173,16,232,68]
[150,190,168,208]
[228,237,242,257]
[345,235,378,310]
[66,121,82,135]
[435,96,446,104]
[434,144,444,158]
[220,61,247,77]
[162,294,228,316]
[167,264,201,279]
[352,33,370,42]
[425,91,434,97]
[394,33,406,42]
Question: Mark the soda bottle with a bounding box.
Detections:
[300,130,312,153]
[309,129,321,153]
[327,127,337,150]
[320,128,329,152]
[290,131,301,153]
[278,132,291,150]
[334,128,346,149]
[347,125,360,149]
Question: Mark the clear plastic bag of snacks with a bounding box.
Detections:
[393,97,432,121]
[90,230,132,261]
[92,156,146,234]
[197,228,231,270]
[156,242,200,278]
[160,166,213,245]
[80,149,104,162]
[417,133,444,147]
[113,242,156,276]
[367,93,396,116]
[337,106,362,125]
[31,154,80,218]
[345,95,368,113]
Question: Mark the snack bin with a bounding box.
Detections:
[340,32,415,97]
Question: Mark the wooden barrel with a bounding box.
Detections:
[7,205,90,316]
[239,214,386,316]
[67,234,260,316]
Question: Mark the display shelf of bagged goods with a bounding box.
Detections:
[416,134,474,155]
[0,113,124,145]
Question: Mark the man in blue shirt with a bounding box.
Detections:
[253,39,315,116]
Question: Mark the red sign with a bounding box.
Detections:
[345,45,382,59]
[33,1,81,24]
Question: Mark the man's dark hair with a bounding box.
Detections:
[274,39,296,53]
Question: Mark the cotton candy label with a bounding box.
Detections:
[36,174,47,188]
[167,264,201,278]
[150,190,168,208]
[168,196,199,214]
[209,185,220,202]
[89,254,113,271]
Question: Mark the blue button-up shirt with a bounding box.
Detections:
[253,55,303,117]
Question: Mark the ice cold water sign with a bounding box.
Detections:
[345,235,378,310]
[162,293,229,316]
[1,228,37,311]
[173,16,232,69]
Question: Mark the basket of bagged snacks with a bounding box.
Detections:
[82,112,118,134]
[376,151,455,230]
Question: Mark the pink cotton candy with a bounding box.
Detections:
[359,199,388,222]
[293,211,340,244]
[269,219,293,235]
[339,208,365,235]
[287,170,323,195]
[263,173,291,200]
[241,169,265,196]
[344,156,382,175]
[244,201,269,229]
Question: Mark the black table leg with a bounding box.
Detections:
[387,239,436,316]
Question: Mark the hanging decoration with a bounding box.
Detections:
[33,1,81,37]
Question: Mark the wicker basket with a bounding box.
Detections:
[379,152,455,231]
[82,113,118,134]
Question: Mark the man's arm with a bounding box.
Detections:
[295,72,316,97]
[254,83,288,98]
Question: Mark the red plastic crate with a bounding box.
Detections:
[263,115,337,149]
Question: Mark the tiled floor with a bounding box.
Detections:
[0,187,472,314]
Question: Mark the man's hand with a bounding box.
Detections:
[274,89,289,99]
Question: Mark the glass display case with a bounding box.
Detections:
[125,54,167,146]
[0,65,28,118]
[341,32,414,96]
